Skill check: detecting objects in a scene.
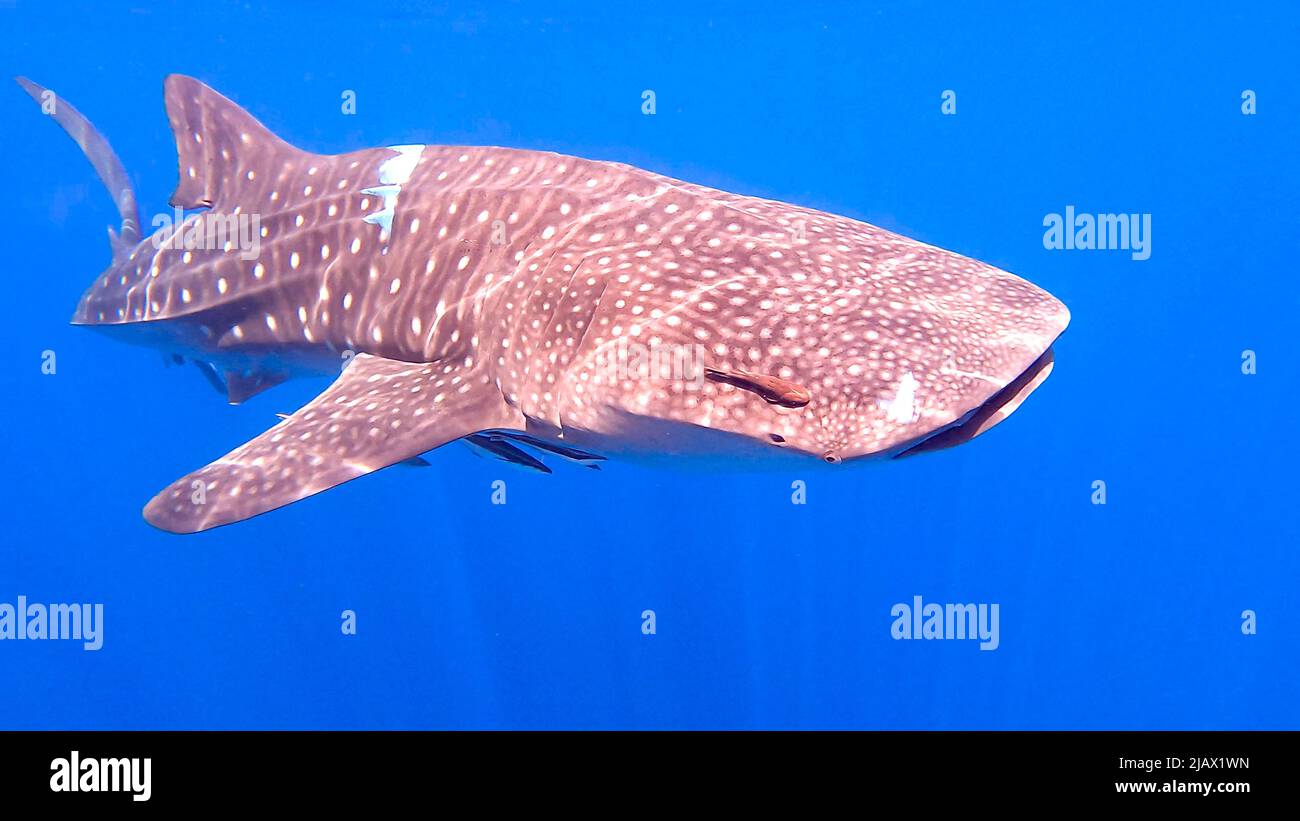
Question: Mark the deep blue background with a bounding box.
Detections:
[1,1,1295,728]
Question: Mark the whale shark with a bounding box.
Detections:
[19,75,1070,533]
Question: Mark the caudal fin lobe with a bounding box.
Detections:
[16,76,141,261]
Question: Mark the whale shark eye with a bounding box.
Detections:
[822,451,841,464]
[769,433,785,443]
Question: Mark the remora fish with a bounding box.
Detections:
[19,75,1069,533]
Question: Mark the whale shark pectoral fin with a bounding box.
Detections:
[142,354,518,534]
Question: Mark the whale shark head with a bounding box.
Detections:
[532,189,1070,465]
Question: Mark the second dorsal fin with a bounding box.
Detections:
[163,74,307,210]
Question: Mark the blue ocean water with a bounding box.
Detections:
[1,1,1295,729]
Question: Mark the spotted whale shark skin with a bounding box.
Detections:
[19,75,1069,533]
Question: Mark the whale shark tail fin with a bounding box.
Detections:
[163,73,309,211]
[15,76,141,263]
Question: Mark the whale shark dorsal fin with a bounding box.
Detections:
[143,354,523,533]
[163,74,307,210]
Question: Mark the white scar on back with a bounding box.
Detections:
[362,144,424,235]
[883,371,921,423]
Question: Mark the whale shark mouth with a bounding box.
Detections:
[893,347,1057,459]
